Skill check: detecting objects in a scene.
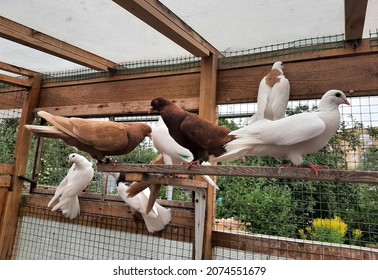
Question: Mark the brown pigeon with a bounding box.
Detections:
[149,97,235,167]
[25,110,152,162]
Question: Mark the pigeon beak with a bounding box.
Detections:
[148,106,154,114]
[343,98,350,106]
[147,133,152,140]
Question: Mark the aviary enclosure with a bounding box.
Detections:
[0,0,377,260]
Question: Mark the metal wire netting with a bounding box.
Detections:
[0,87,25,164]
[13,206,193,260]
[42,56,201,84]
[221,34,345,65]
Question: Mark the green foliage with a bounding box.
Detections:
[217,177,296,236]
[0,118,19,164]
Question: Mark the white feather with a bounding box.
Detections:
[117,182,171,233]
[48,153,94,220]
[152,117,219,189]
[245,61,290,125]
[217,90,349,165]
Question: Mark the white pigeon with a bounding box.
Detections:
[116,180,172,233]
[48,153,94,219]
[216,90,350,174]
[151,117,218,189]
[245,61,290,125]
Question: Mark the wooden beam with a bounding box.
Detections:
[199,53,218,259]
[0,73,33,87]
[20,195,195,243]
[344,0,368,41]
[96,164,378,185]
[0,61,40,77]
[112,0,220,57]
[35,97,199,117]
[119,173,208,189]
[0,74,42,260]
[0,165,15,175]
[0,16,118,71]
[37,72,201,110]
[212,231,378,260]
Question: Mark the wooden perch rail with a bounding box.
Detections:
[97,163,378,185]
[119,172,208,189]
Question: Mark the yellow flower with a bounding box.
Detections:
[312,216,348,238]
[298,229,306,239]
[352,229,363,240]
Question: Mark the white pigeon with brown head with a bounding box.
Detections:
[245,61,290,125]
[216,90,350,175]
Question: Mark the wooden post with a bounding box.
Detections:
[199,52,218,259]
[0,74,42,259]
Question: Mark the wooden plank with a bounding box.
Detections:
[0,61,39,77]
[31,187,195,210]
[19,194,195,243]
[38,72,201,109]
[0,16,117,71]
[0,90,25,110]
[97,163,378,185]
[0,177,11,188]
[0,165,15,175]
[212,231,378,260]
[344,0,368,41]
[217,52,378,103]
[0,189,7,224]
[35,97,199,117]
[113,0,220,57]
[199,53,218,259]
[0,73,33,87]
[35,53,378,113]
[0,74,42,260]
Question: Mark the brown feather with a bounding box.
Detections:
[150,97,235,162]
[26,111,152,161]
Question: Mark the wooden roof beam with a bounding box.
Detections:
[0,16,118,71]
[0,61,40,77]
[113,0,221,57]
[344,0,368,43]
[0,73,33,87]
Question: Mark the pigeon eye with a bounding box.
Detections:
[335,92,341,97]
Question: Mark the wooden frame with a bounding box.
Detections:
[0,0,376,260]
[0,16,118,71]
[0,75,42,259]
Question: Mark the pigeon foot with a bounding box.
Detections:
[306,163,329,176]
[185,160,201,169]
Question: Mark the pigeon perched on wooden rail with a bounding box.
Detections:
[112,173,172,233]
[216,90,350,175]
[25,110,152,163]
[48,153,94,220]
[149,97,235,168]
[151,117,218,189]
[245,61,290,125]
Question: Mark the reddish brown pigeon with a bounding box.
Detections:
[149,97,235,167]
[25,110,152,162]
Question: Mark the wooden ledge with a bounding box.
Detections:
[97,163,378,185]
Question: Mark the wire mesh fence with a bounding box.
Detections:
[13,205,193,260]
[0,86,25,164]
